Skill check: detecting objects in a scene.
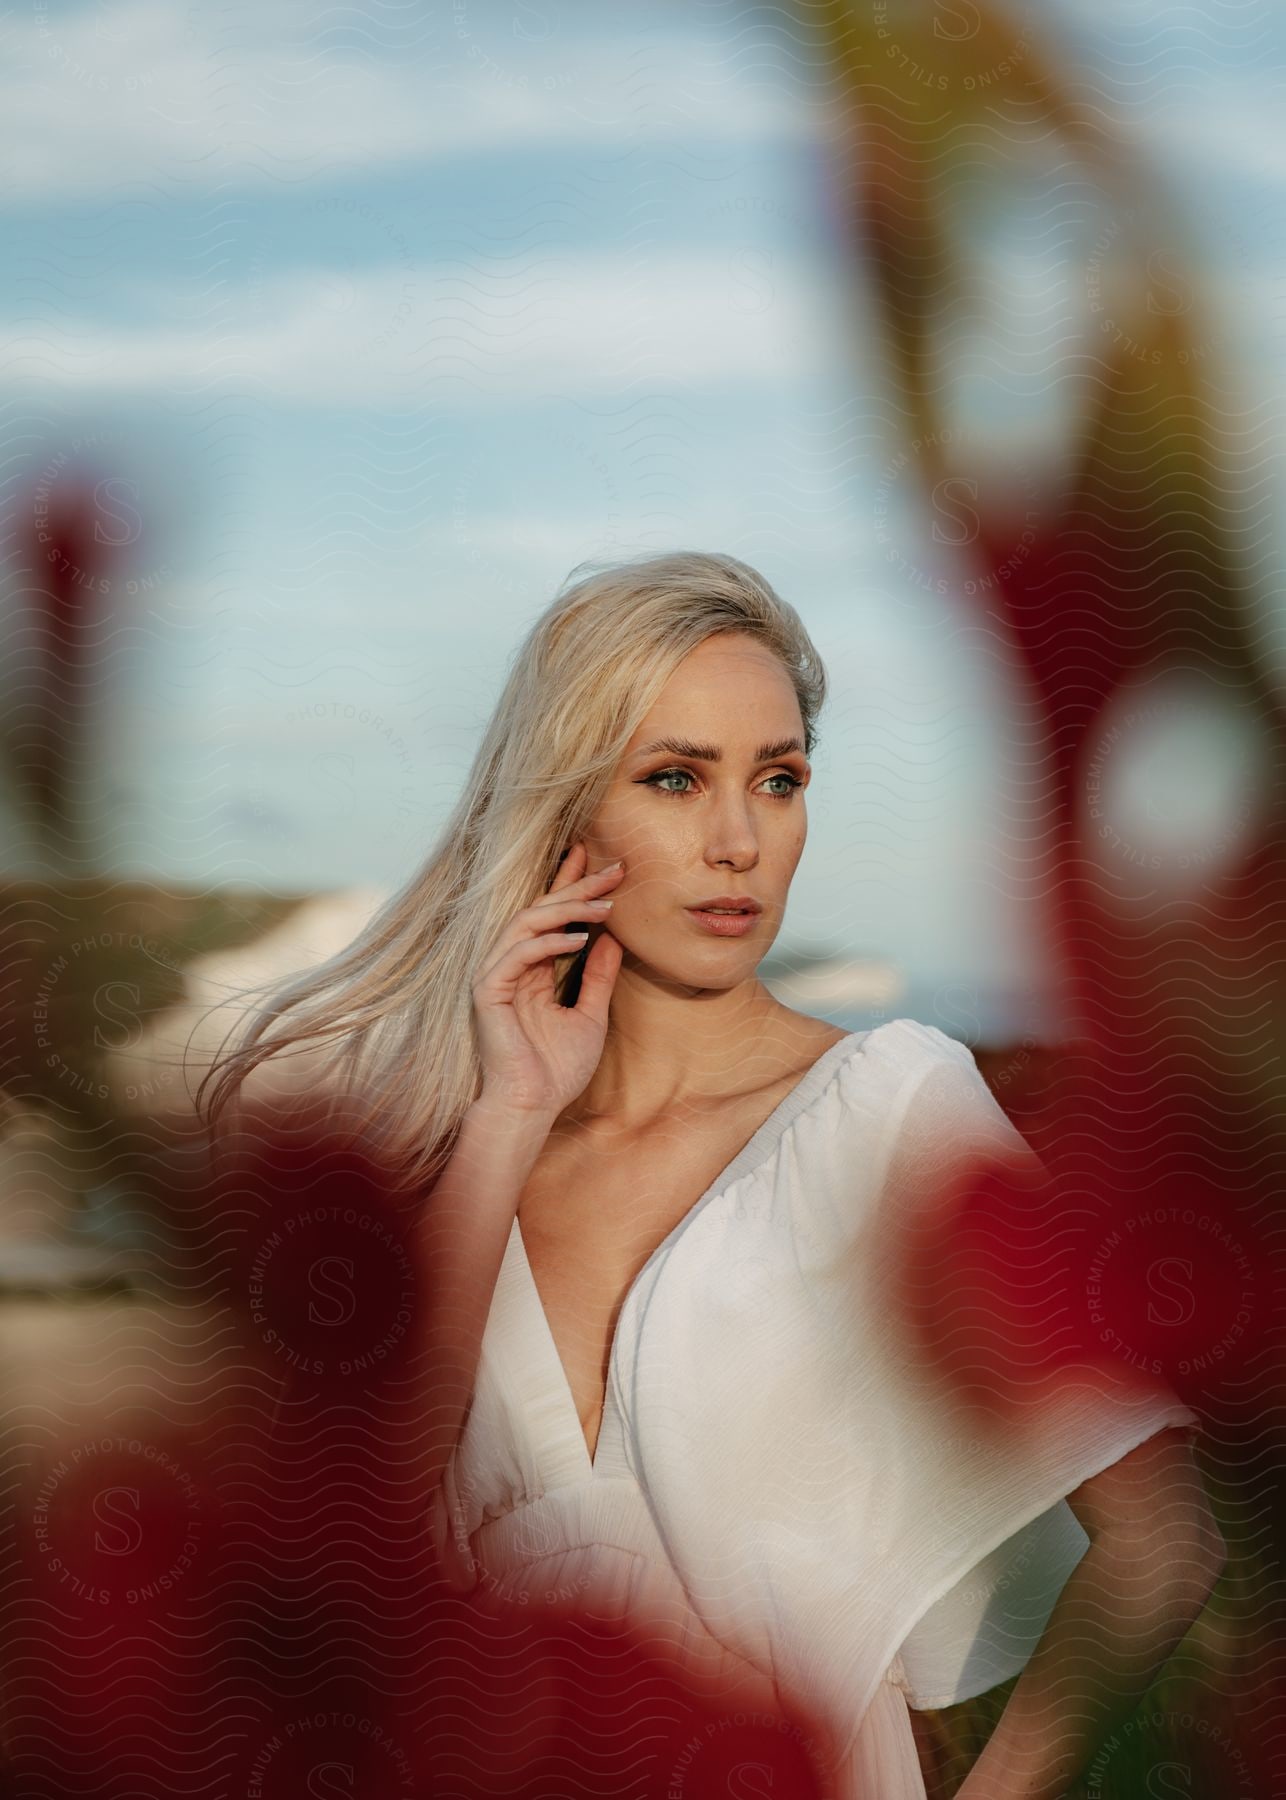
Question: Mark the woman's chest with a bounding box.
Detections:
[513,1097,801,1459]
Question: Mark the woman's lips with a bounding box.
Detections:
[684,907,760,938]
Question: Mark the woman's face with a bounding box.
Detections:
[581,632,811,987]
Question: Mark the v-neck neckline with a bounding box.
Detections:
[510,1028,871,1481]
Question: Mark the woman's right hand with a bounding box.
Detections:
[470,840,625,1120]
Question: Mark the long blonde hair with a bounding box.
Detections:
[195,550,828,1189]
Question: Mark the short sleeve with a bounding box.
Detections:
[613,1017,1204,1767]
[877,1025,1203,1712]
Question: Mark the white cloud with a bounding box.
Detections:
[3,250,844,403]
[7,0,819,203]
[1111,89,1286,188]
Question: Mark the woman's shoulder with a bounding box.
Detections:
[812,1014,980,1086]
[837,1017,1046,1180]
[834,1016,1015,1128]
[748,1017,1001,1177]
[856,1016,977,1069]
[778,1011,970,1069]
[789,1016,1009,1168]
[770,1016,975,1154]
[785,1011,974,1058]
[780,1017,1041,1235]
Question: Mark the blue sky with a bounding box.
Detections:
[5,0,1281,1034]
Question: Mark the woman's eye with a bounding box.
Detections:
[645,767,696,795]
[642,768,802,798]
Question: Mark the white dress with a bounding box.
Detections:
[429,1019,1201,1797]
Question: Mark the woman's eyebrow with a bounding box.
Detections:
[631,735,805,763]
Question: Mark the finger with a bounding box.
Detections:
[570,928,623,1030]
[546,845,626,901]
[485,893,613,967]
[547,840,587,895]
[474,928,590,997]
[534,861,623,912]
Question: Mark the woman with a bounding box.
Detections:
[201,551,1225,1798]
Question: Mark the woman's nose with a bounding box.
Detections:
[703,791,758,868]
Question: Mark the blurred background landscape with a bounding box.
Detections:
[1,2,1282,1795]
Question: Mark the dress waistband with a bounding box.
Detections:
[471,1476,674,1574]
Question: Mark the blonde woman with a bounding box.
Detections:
[201,551,1223,1798]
